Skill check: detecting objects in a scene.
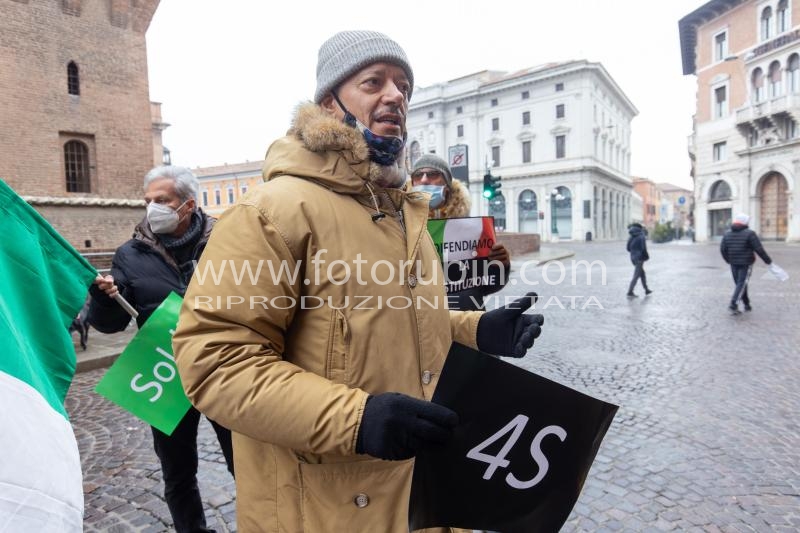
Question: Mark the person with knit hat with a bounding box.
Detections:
[411,153,511,310]
[172,30,545,531]
[720,213,772,314]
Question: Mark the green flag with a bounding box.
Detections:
[0,178,96,531]
[95,292,192,435]
[0,179,97,414]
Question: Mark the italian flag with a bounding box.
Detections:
[0,180,96,532]
[427,216,496,262]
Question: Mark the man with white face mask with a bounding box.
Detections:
[87,165,233,533]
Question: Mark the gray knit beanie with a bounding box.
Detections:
[411,154,453,188]
[314,30,414,103]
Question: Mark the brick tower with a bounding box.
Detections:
[0,0,162,250]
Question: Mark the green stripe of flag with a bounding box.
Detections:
[0,179,97,418]
[427,219,447,262]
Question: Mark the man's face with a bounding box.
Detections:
[144,177,194,214]
[321,62,410,138]
[411,168,448,188]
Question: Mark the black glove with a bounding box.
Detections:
[355,392,458,460]
[477,292,544,357]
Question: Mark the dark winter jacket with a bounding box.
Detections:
[88,210,214,332]
[720,224,772,266]
[627,226,649,264]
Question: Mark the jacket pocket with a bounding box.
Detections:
[299,458,413,532]
[325,309,350,384]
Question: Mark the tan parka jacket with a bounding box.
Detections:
[173,103,482,532]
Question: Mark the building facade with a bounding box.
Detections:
[406,60,638,241]
[193,161,263,216]
[0,0,162,250]
[680,0,800,241]
[632,177,663,230]
[657,182,693,234]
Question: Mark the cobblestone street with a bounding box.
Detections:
[67,239,800,532]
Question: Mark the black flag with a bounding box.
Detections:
[409,343,618,533]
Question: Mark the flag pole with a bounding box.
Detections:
[112,293,139,319]
[93,270,138,319]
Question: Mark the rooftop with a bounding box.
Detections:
[193,160,263,178]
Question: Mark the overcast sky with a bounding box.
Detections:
[146,0,703,190]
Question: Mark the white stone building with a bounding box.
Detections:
[680,0,800,241]
[406,60,638,241]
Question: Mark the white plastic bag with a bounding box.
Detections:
[768,262,789,281]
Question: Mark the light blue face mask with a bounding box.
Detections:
[412,184,446,209]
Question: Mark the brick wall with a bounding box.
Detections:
[0,0,159,249]
[33,204,144,251]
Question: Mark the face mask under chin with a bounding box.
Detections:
[357,122,406,166]
[333,93,406,166]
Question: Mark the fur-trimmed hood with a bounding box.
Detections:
[428,178,471,219]
[262,102,407,196]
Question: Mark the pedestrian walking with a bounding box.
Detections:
[410,153,510,310]
[720,213,772,314]
[626,222,652,297]
[87,165,234,533]
[172,30,545,532]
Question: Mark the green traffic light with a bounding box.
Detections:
[483,172,496,200]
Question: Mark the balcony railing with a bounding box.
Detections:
[736,92,800,125]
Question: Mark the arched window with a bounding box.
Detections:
[709,180,731,202]
[752,68,764,102]
[787,54,800,93]
[519,189,537,211]
[769,61,782,97]
[777,0,789,33]
[67,61,80,95]
[761,7,773,41]
[64,140,90,192]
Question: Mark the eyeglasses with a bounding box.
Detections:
[411,169,445,180]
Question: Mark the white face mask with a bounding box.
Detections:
[147,201,188,234]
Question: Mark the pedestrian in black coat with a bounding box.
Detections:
[720,213,772,314]
[626,223,652,297]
